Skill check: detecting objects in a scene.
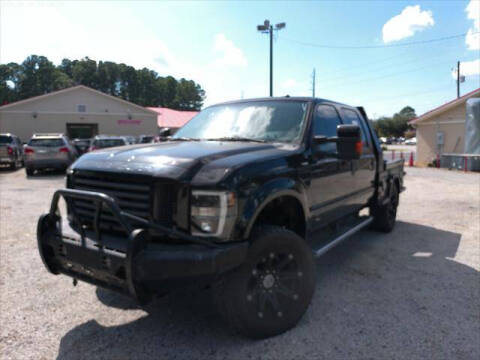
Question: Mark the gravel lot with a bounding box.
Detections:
[1,167,479,360]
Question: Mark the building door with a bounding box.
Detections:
[66,123,98,139]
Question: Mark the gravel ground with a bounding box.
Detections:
[0,167,479,360]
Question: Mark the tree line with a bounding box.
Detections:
[371,106,416,138]
[0,55,205,110]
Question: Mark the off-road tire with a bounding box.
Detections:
[214,225,315,339]
[371,183,399,233]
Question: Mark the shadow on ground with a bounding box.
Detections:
[56,221,479,360]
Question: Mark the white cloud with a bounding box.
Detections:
[382,5,434,43]
[213,34,247,67]
[451,59,480,79]
[0,2,254,107]
[465,0,480,50]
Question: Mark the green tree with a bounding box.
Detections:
[1,55,206,110]
[175,78,205,110]
[72,57,98,88]
[372,106,416,138]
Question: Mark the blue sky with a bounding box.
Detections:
[1,0,479,117]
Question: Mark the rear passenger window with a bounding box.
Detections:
[340,108,369,146]
[314,105,342,154]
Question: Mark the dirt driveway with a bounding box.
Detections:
[0,167,479,360]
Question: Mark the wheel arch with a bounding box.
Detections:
[241,178,309,240]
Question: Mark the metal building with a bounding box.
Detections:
[0,85,158,141]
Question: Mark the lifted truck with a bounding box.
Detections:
[37,97,404,338]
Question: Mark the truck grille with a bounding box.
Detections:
[69,171,154,235]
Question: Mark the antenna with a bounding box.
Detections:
[311,68,316,98]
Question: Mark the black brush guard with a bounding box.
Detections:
[37,189,247,304]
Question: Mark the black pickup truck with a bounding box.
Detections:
[37,97,404,338]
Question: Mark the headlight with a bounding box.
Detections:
[191,190,236,240]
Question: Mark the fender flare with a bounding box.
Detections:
[241,178,309,240]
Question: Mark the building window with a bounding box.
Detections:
[77,104,87,113]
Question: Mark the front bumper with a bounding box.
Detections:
[26,159,71,169]
[0,156,15,165]
[37,189,248,303]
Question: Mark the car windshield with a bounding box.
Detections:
[0,135,13,144]
[94,139,125,148]
[28,138,65,147]
[140,136,154,143]
[173,100,309,143]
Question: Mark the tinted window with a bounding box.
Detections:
[93,139,126,148]
[340,108,368,144]
[28,138,65,147]
[314,105,342,153]
[0,135,13,144]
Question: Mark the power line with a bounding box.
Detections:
[365,84,452,103]
[324,58,456,88]
[317,42,461,83]
[318,52,460,86]
[279,31,478,49]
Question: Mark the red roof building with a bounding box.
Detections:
[147,107,198,130]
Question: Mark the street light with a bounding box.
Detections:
[257,20,286,97]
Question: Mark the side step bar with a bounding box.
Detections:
[313,216,373,258]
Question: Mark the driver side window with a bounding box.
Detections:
[314,104,342,154]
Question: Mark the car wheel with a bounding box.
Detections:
[371,183,399,233]
[26,167,34,176]
[214,225,315,339]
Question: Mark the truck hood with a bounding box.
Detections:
[72,141,297,181]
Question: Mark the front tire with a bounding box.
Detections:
[214,226,315,339]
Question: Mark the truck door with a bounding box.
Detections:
[307,104,355,228]
[338,107,376,211]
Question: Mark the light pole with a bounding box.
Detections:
[257,20,286,97]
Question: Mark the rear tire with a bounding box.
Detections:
[26,167,34,176]
[371,183,399,232]
[214,226,315,339]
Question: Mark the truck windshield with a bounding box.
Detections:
[173,100,309,143]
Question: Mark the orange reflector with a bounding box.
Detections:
[355,141,363,154]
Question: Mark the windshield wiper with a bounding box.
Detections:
[206,136,266,143]
[169,137,200,141]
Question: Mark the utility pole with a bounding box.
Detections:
[311,68,316,98]
[269,25,273,97]
[457,61,460,98]
[257,20,286,97]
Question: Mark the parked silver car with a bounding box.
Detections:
[88,135,128,151]
[24,134,78,176]
[0,133,24,170]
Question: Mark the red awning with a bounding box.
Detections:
[147,107,199,128]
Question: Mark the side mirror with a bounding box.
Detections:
[336,124,362,160]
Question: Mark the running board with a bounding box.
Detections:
[313,216,373,258]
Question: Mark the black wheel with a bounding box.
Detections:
[214,226,315,339]
[26,167,34,176]
[371,183,399,232]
